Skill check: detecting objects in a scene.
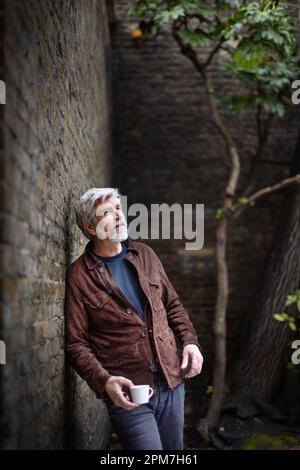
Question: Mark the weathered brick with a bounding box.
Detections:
[1,0,112,450]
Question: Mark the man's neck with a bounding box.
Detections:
[92,239,123,258]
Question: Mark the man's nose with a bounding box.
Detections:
[114,211,121,223]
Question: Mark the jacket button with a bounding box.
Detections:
[96,302,101,307]
[99,267,104,273]
[141,331,146,338]
[126,307,131,314]
[149,360,158,372]
[107,287,113,294]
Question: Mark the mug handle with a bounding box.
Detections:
[148,387,154,399]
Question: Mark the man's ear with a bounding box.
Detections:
[84,223,96,238]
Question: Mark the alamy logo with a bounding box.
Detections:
[96,196,204,250]
[0,80,6,104]
[291,340,300,366]
[291,80,300,105]
[0,340,6,365]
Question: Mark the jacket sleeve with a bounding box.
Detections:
[64,274,111,398]
[150,248,202,352]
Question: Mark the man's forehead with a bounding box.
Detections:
[96,197,120,209]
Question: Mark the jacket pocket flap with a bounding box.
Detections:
[98,343,138,358]
[84,291,110,309]
[149,275,160,287]
[158,333,174,344]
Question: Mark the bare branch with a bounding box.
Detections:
[232,174,300,219]
[171,20,222,69]
[204,42,223,67]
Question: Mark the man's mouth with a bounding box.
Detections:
[115,222,126,229]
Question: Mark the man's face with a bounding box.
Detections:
[94,197,128,242]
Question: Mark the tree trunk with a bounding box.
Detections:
[227,132,300,405]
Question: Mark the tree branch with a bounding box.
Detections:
[171,20,242,436]
[171,20,240,187]
[171,20,204,73]
[232,174,300,219]
[204,42,223,67]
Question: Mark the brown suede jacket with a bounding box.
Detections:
[64,238,201,399]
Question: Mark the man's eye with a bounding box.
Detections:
[104,211,109,216]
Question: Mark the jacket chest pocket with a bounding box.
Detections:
[83,290,124,326]
[83,291,110,312]
[149,275,164,311]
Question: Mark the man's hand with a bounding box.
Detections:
[181,344,203,379]
[105,376,139,410]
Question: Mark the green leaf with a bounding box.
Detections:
[215,208,224,220]
[132,0,300,119]
[255,96,286,117]
[289,320,297,332]
[180,28,214,47]
[232,47,268,70]
[206,385,213,395]
[285,294,297,307]
[274,312,298,332]
[273,312,289,322]
[196,7,215,20]
[220,94,256,114]
[169,5,185,20]
[154,10,172,26]
[287,361,295,370]
[238,196,249,204]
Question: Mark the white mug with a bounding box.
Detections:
[130,384,154,405]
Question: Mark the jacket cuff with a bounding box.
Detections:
[94,372,112,400]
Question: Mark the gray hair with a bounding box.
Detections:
[75,187,121,239]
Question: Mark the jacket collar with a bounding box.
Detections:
[84,237,139,270]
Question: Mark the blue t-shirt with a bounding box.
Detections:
[94,242,148,319]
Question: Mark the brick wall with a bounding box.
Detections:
[111,0,300,418]
[0,0,112,449]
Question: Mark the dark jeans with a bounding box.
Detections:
[105,373,185,450]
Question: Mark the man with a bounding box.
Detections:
[65,187,203,450]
